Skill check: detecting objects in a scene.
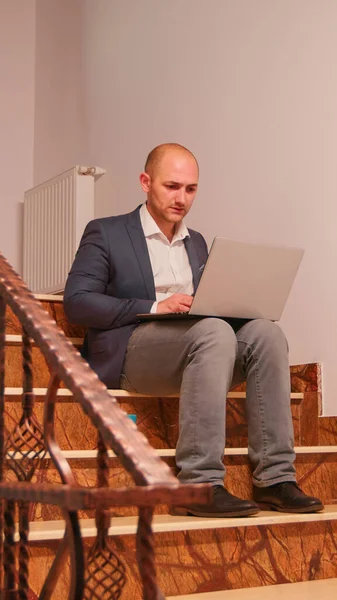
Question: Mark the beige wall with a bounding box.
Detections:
[79,0,337,414]
[33,0,87,185]
[0,0,35,271]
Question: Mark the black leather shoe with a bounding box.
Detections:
[253,482,324,513]
[171,485,260,517]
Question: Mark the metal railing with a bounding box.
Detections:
[0,252,210,600]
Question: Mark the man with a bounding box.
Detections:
[64,143,323,517]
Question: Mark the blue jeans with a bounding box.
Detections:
[120,318,296,487]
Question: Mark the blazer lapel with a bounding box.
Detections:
[125,207,156,300]
[184,236,203,293]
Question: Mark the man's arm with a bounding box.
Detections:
[64,219,154,329]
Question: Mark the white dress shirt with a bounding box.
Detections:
[139,203,193,313]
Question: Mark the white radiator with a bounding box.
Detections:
[23,165,105,294]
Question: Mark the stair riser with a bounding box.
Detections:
[7,392,337,452]
[4,453,337,522]
[6,393,337,450]
[6,302,85,338]
[3,395,312,451]
[23,520,337,598]
[5,346,53,388]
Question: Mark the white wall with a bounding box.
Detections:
[79,0,337,414]
[34,0,87,185]
[0,0,35,272]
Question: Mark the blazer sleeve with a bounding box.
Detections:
[63,219,154,329]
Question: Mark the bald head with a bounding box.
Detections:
[144,143,199,179]
[139,143,199,241]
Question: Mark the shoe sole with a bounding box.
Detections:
[256,501,324,514]
[171,506,260,518]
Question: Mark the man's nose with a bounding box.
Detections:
[175,188,187,205]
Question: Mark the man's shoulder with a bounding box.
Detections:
[86,206,141,231]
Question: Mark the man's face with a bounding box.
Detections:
[140,151,199,233]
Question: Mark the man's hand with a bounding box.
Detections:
[156,294,193,314]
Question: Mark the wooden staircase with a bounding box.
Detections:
[3,293,337,598]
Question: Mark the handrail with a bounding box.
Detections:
[0,251,210,599]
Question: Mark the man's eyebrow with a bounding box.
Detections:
[164,181,198,186]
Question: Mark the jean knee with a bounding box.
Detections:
[191,317,238,353]
[244,319,288,352]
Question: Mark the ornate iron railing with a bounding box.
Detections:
[0,252,210,600]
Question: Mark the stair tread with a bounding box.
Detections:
[23,505,337,541]
[34,294,63,301]
[3,386,304,400]
[5,334,83,346]
[166,578,337,599]
[6,445,337,461]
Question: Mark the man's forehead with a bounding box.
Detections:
[157,152,199,180]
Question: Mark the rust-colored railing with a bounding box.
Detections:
[0,252,210,600]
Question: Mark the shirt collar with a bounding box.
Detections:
[140,203,190,242]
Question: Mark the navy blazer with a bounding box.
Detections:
[64,205,208,387]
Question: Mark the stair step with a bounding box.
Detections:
[4,334,83,347]
[167,578,337,599]
[5,445,337,521]
[34,294,63,302]
[3,386,304,400]
[3,386,314,458]
[20,505,337,541]
[6,446,337,461]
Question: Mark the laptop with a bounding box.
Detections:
[137,237,304,322]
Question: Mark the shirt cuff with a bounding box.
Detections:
[150,301,158,314]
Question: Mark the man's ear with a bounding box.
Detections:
[139,172,151,193]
